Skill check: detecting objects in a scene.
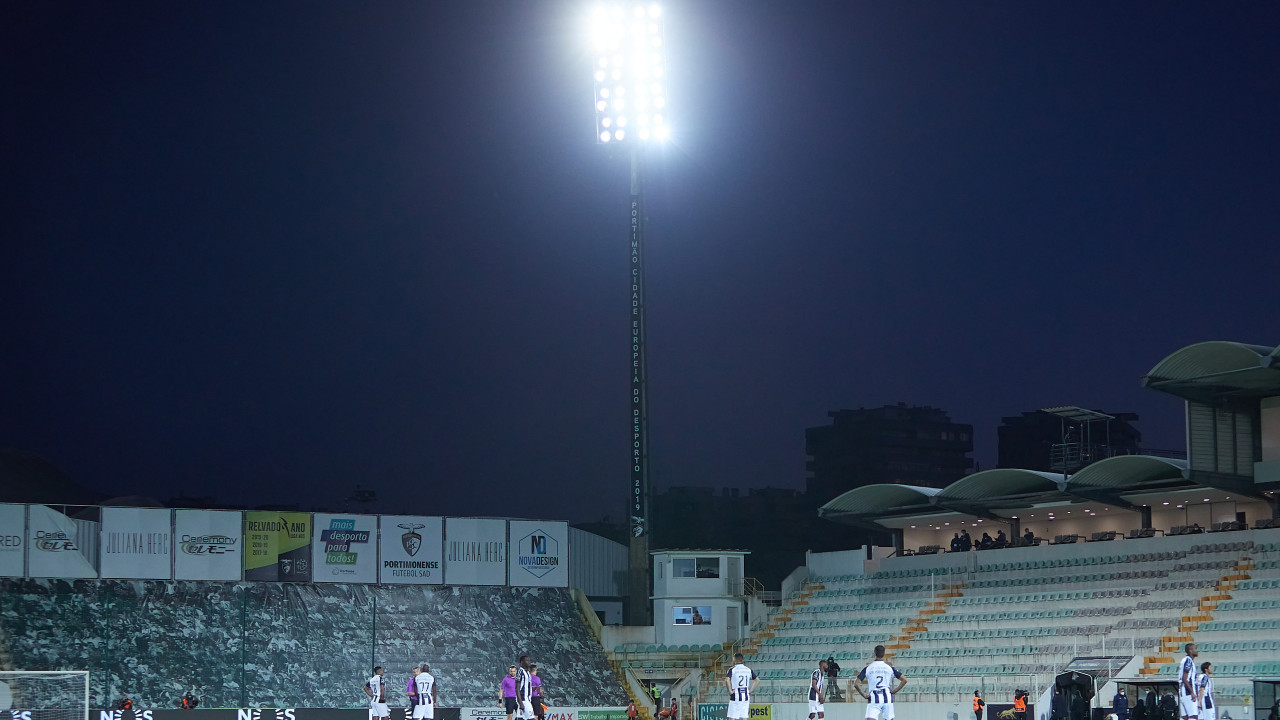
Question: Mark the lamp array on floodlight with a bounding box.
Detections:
[591,4,669,143]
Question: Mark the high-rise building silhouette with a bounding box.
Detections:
[805,403,974,505]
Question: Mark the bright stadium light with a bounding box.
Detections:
[592,3,667,143]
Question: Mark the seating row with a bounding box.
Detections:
[976,552,1184,573]
[951,588,1147,605]
[969,569,1165,588]
[612,643,723,653]
[914,624,1112,640]
[814,584,929,597]
[1193,640,1280,652]
[762,633,890,646]
[1233,578,1280,590]
[1135,599,1197,610]
[1154,579,1217,591]
[1171,560,1236,572]
[617,659,700,669]
[895,645,1077,659]
[933,607,1130,623]
[1215,598,1280,612]
[796,599,928,613]
[1188,541,1256,553]
[779,617,902,628]
[1196,619,1280,631]
[1153,661,1280,677]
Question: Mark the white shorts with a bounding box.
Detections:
[413,706,434,720]
[865,701,895,720]
[1178,697,1197,718]
[520,701,535,720]
[728,700,750,719]
[808,699,825,715]
[372,703,390,717]
[1201,708,1215,720]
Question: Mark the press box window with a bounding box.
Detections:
[673,606,712,625]
[672,557,719,578]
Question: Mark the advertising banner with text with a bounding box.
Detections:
[443,517,506,585]
[174,509,243,581]
[0,503,25,577]
[378,515,443,584]
[311,513,377,583]
[697,705,769,720]
[508,520,568,587]
[27,504,98,578]
[100,507,173,579]
[244,511,312,581]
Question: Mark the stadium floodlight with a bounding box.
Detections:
[591,3,667,143]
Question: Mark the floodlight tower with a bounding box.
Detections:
[591,2,668,626]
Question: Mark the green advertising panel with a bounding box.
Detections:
[244,511,312,581]
[579,711,631,720]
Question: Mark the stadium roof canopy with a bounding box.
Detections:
[818,454,1196,529]
[1142,341,1280,403]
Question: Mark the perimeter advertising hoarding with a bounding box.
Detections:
[378,515,443,584]
[311,513,377,583]
[100,507,173,579]
[696,706,769,720]
[0,503,24,577]
[443,517,506,585]
[95,711,463,720]
[244,511,312,581]
[508,520,568,587]
[174,509,243,580]
[27,504,98,578]
[463,709,624,720]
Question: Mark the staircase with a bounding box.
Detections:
[732,581,822,662]
[1138,554,1254,675]
[884,581,964,659]
[701,581,824,697]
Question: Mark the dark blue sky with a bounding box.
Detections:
[3,1,1277,522]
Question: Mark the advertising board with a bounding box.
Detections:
[100,507,173,579]
[311,514,377,583]
[378,515,443,584]
[174,509,243,580]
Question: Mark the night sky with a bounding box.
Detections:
[3,2,1278,523]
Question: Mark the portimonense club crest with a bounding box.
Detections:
[399,523,425,556]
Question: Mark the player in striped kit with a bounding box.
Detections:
[365,666,389,720]
[855,646,907,720]
[517,656,536,720]
[1178,644,1199,720]
[413,664,438,720]
[809,659,829,720]
[1196,662,1214,720]
[725,653,760,720]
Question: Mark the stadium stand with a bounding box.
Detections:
[0,580,627,709]
[730,532,1280,707]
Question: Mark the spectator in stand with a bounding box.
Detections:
[960,530,972,550]
[951,533,962,552]
[1023,528,1035,546]
[978,533,993,550]
[995,530,1008,548]
[1114,688,1129,720]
